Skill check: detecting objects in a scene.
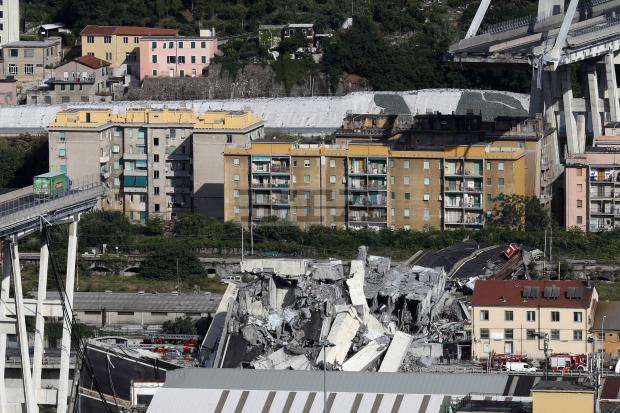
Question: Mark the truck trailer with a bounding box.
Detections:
[33,172,71,197]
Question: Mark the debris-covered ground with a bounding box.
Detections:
[204,246,475,372]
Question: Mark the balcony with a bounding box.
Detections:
[165,169,190,177]
[270,164,290,174]
[124,169,148,176]
[271,196,290,205]
[167,153,190,161]
[99,153,110,163]
[252,182,271,189]
[47,75,96,84]
[123,186,147,194]
[349,214,387,223]
[464,185,483,193]
[165,186,191,194]
[445,185,464,192]
[348,198,387,207]
[123,153,148,161]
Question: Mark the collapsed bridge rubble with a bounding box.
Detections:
[202,246,470,372]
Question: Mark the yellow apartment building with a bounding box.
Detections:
[223,141,527,230]
[80,25,178,76]
[471,280,598,361]
[531,381,594,413]
[47,108,264,222]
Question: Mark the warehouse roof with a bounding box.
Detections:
[46,291,222,313]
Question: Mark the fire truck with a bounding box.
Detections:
[549,354,588,372]
[489,353,529,370]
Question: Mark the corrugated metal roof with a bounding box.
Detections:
[162,368,508,394]
[46,291,222,313]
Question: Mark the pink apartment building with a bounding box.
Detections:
[565,124,620,231]
[139,36,218,80]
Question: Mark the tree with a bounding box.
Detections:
[161,315,196,334]
[140,239,204,280]
[488,195,549,231]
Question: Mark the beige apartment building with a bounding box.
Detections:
[47,108,264,222]
[1,37,62,82]
[80,25,178,77]
[471,280,598,361]
[223,142,527,230]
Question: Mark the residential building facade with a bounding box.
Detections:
[471,280,598,360]
[138,35,218,80]
[223,142,527,230]
[26,55,117,104]
[80,25,178,77]
[47,108,264,222]
[0,0,19,47]
[565,124,620,231]
[258,24,285,50]
[0,78,16,104]
[1,37,62,82]
[592,301,620,358]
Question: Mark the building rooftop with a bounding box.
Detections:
[45,291,223,313]
[73,55,110,69]
[48,108,264,131]
[140,35,216,41]
[288,23,314,29]
[532,380,594,392]
[80,25,178,36]
[258,24,286,30]
[471,280,595,309]
[592,301,620,332]
[3,37,61,48]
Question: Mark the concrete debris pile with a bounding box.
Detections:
[204,247,466,373]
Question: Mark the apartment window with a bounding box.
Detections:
[577,199,583,208]
[154,204,160,212]
[551,330,560,340]
[201,56,207,64]
[330,208,336,216]
[8,64,17,75]
[304,191,310,199]
[9,48,18,57]
[577,184,583,192]
[504,310,513,321]
[154,154,160,163]
[152,41,157,49]
[24,49,34,58]
[201,41,206,48]
[423,208,430,221]
[104,36,112,43]
[123,36,129,44]
[527,311,536,322]
[304,175,310,183]
[190,41,196,48]
[505,329,514,339]
[87,35,95,43]
[330,191,336,201]
[486,194,492,202]
[577,216,583,224]
[404,208,410,217]
[480,328,490,340]
[329,175,336,184]
[233,189,240,198]
[233,174,240,181]
[153,170,159,179]
[391,192,395,200]
[423,161,430,170]
[573,330,583,341]
[304,159,310,167]
[403,160,410,169]
[404,192,410,200]
[390,176,395,185]
[154,187,160,195]
[480,310,489,321]
[390,160,395,168]
[105,52,112,61]
[423,193,430,201]
[498,178,505,187]
[574,312,583,322]
[152,69,158,76]
[151,55,157,63]
[59,148,66,158]
[167,56,176,64]
[551,311,560,322]
[498,162,505,171]
[577,168,583,176]
[423,177,430,186]
[59,132,66,141]
[227,135,232,143]
[234,205,240,214]
[390,208,395,217]
[134,37,139,43]
[153,137,159,146]
[486,177,492,186]
[403,176,410,185]
[403,225,410,230]
[114,177,120,186]
[329,159,336,167]
[486,161,491,170]
[178,41,184,48]
[178,56,186,64]
[233,158,240,166]
[117,311,134,316]
[169,41,174,48]
[526,329,536,340]
[114,160,120,170]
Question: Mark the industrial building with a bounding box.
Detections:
[47,108,264,221]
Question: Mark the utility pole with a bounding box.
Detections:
[176,257,180,292]
[250,222,254,256]
[241,224,244,263]
[543,228,547,277]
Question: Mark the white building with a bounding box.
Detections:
[0,0,19,48]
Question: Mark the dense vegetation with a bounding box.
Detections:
[0,135,48,188]
[22,0,538,92]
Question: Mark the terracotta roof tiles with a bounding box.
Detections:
[75,55,110,69]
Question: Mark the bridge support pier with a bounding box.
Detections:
[0,242,11,413]
[57,217,79,413]
[32,235,49,411]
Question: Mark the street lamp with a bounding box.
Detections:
[319,338,336,413]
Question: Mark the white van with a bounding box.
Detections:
[504,362,537,372]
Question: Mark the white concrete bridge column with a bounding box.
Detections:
[57,217,79,413]
[588,65,603,139]
[561,67,580,155]
[32,235,49,412]
[606,52,620,122]
[0,242,11,413]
